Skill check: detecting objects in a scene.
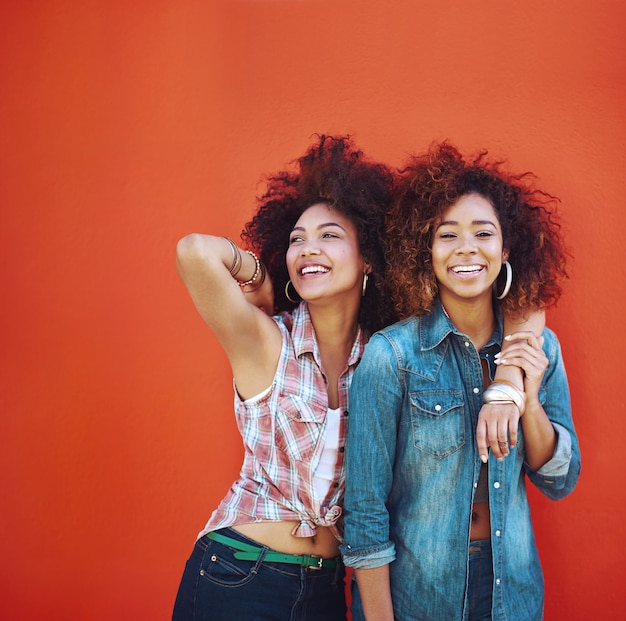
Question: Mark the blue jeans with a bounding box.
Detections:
[349,540,493,621]
[172,528,346,621]
[465,539,493,621]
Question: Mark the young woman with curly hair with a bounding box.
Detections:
[342,142,581,621]
[172,135,394,621]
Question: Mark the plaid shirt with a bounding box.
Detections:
[199,302,365,541]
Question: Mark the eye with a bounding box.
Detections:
[289,234,304,244]
[438,231,456,239]
[476,230,494,238]
[322,232,340,239]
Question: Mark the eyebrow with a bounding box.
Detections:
[291,222,348,233]
[436,219,498,229]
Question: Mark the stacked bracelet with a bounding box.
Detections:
[238,250,263,289]
[221,237,242,277]
[482,380,526,414]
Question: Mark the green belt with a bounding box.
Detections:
[207,531,338,569]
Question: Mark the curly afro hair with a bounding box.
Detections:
[386,141,569,319]
[241,134,395,334]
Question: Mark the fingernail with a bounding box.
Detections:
[481,454,488,463]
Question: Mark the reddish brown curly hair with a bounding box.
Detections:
[385,141,569,320]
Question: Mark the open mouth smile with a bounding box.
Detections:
[300,264,330,276]
[450,264,485,275]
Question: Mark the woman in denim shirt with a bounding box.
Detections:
[342,142,581,621]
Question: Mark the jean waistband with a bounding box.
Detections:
[206,530,338,569]
[468,538,491,557]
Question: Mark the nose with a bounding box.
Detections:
[455,234,477,254]
[301,243,321,256]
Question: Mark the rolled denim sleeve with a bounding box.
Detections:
[341,332,402,569]
[525,329,581,499]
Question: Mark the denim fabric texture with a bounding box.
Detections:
[465,539,494,621]
[173,528,346,621]
[342,301,580,621]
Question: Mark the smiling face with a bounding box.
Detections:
[431,193,507,307]
[286,202,367,304]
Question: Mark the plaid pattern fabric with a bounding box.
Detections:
[199,302,365,541]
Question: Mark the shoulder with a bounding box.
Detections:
[541,327,562,359]
[362,317,421,364]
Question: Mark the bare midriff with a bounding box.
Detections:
[232,521,340,558]
[470,501,491,540]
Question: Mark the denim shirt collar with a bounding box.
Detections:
[421,298,504,354]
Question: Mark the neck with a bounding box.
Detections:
[440,293,495,351]
[307,298,361,354]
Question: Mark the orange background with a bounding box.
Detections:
[1,1,625,619]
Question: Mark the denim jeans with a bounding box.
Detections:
[172,528,346,621]
[465,539,493,621]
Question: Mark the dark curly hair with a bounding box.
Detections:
[386,141,569,319]
[241,134,395,334]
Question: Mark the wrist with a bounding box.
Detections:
[482,380,526,415]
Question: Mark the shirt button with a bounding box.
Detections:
[339,446,345,453]
[495,530,501,537]
[473,387,479,394]
[464,341,470,347]
[333,482,339,488]
[343,411,349,417]
[496,578,501,585]
[435,404,442,412]
[493,482,501,489]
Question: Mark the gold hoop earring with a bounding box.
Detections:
[495,261,513,300]
[362,273,369,297]
[284,280,300,304]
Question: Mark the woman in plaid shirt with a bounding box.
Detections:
[172,135,394,620]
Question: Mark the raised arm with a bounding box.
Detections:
[176,234,282,399]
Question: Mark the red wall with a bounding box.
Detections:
[1,1,624,619]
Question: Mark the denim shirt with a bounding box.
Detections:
[341,301,581,621]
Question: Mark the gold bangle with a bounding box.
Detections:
[244,261,266,292]
[238,250,261,287]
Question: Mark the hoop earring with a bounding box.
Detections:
[284,280,300,304]
[495,261,513,300]
[362,273,369,297]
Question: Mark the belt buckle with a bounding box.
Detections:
[308,555,324,570]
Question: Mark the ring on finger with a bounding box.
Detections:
[498,440,508,448]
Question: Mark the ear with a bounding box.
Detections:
[364,262,373,275]
[502,249,510,263]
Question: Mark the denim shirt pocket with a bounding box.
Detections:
[409,391,466,458]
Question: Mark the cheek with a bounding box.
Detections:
[285,248,298,278]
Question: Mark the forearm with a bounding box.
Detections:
[355,566,394,621]
[176,234,260,286]
[497,310,545,390]
[520,400,557,471]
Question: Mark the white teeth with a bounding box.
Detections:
[452,265,482,273]
[301,265,329,275]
